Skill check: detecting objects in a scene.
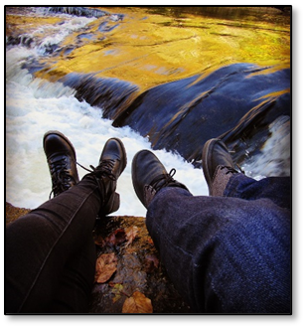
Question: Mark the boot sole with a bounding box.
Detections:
[109,137,127,174]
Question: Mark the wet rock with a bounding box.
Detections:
[61,73,139,119]
[6,34,34,47]
[112,63,290,168]
[6,202,30,225]
[90,215,191,313]
[47,7,108,18]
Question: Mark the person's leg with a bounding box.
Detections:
[202,138,291,209]
[224,174,291,209]
[5,178,100,313]
[6,133,126,313]
[146,187,290,313]
[132,149,291,313]
[48,237,96,313]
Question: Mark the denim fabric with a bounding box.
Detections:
[5,177,100,313]
[146,174,291,313]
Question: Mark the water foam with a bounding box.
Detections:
[6,46,206,216]
[242,115,290,179]
[6,8,96,56]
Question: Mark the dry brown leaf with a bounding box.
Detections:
[144,254,159,273]
[122,291,153,313]
[107,228,126,246]
[95,253,118,283]
[125,226,139,246]
[94,234,106,248]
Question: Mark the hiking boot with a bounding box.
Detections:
[202,138,238,196]
[132,150,189,208]
[83,138,127,216]
[43,131,79,198]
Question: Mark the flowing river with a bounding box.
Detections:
[6,6,291,216]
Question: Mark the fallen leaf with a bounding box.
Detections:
[144,254,159,273]
[122,291,153,313]
[147,237,154,246]
[95,253,118,283]
[94,235,106,248]
[112,283,124,303]
[107,228,126,246]
[125,226,139,247]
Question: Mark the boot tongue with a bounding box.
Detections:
[48,153,68,163]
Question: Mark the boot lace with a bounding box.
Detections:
[148,168,178,192]
[77,159,116,181]
[219,165,239,175]
[49,158,77,198]
[77,159,117,206]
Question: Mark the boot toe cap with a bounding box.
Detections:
[43,131,76,159]
[132,150,167,206]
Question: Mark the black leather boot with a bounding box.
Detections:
[83,138,127,216]
[132,150,189,208]
[43,130,79,198]
[202,138,238,196]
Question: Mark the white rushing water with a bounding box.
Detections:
[6,9,290,216]
[6,45,207,217]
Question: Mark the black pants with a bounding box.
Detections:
[6,176,100,313]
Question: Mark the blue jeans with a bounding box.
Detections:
[146,174,291,313]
